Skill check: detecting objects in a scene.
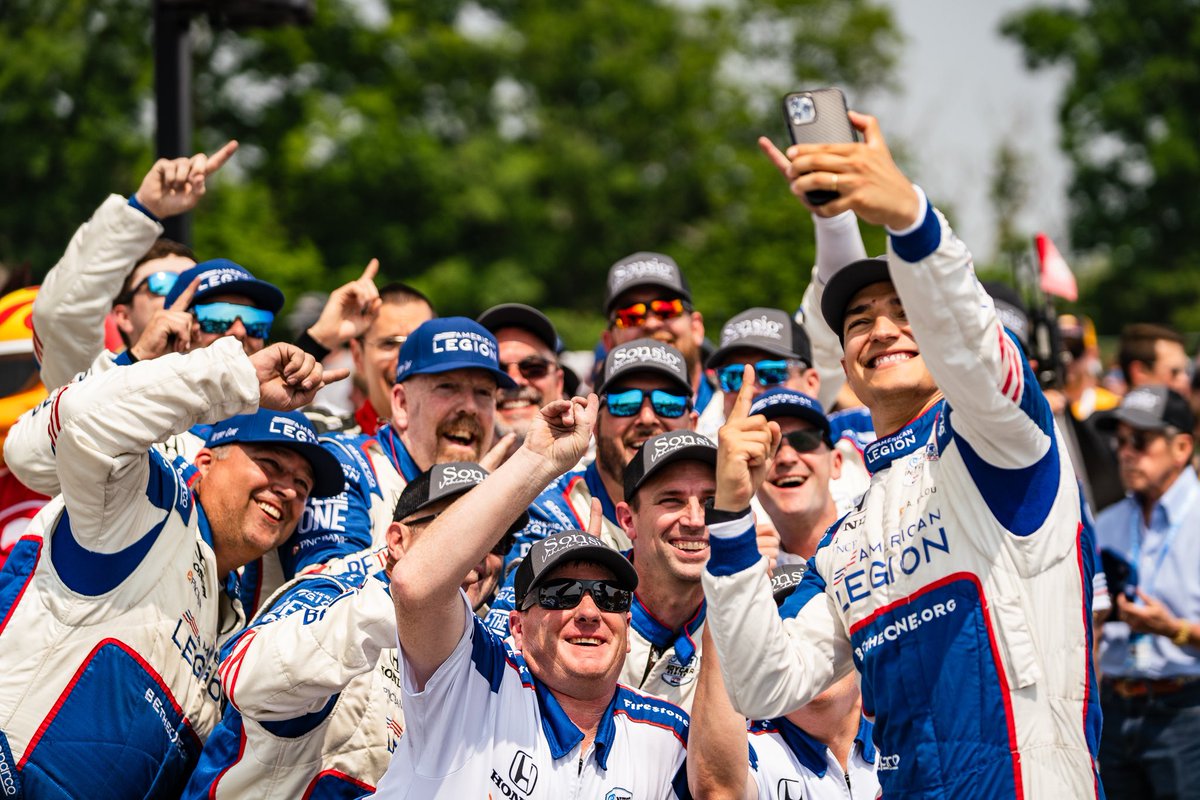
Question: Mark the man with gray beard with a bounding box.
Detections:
[478,303,565,444]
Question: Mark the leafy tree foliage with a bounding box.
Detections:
[4,0,898,345]
[1003,1,1200,332]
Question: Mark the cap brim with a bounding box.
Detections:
[629,443,717,495]
[477,304,558,354]
[706,340,800,369]
[754,403,832,445]
[1095,407,1169,432]
[279,442,346,498]
[820,258,892,340]
[605,281,691,313]
[403,361,518,390]
[520,543,638,605]
[596,368,691,398]
[194,278,285,314]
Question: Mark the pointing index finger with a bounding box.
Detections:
[169,275,203,313]
[205,140,239,175]
[360,257,379,283]
[728,365,756,420]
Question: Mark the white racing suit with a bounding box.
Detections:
[702,199,1103,799]
[0,337,258,798]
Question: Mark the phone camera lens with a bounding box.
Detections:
[788,95,816,126]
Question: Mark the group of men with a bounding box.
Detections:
[0,108,1194,800]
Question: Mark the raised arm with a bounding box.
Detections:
[688,625,756,800]
[389,395,597,688]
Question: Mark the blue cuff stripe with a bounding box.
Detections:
[706,525,761,577]
[127,194,160,223]
[890,204,941,263]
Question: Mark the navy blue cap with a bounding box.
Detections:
[206,410,344,497]
[164,259,285,314]
[393,317,517,389]
[750,388,832,446]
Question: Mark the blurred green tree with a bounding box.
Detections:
[2,0,899,346]
[1002,0,1200,333]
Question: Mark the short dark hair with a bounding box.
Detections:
[113,237,197,306]
[379,282,435,314]
[1118,323,1186,385]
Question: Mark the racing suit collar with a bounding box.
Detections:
[532,673,620,768]
[375,424,422,482]
[770,714,876,777]
[863,399,945,474]
[583,461,619,524]
[629,592,706,665]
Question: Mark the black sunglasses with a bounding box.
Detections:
[780,429,827,454]
[521,577,632,613]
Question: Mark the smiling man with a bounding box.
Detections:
[0,337,344,798]
[702,112,1102,799]
[372,396,699,798]
[478,303,565,443]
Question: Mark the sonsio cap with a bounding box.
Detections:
[771,563,808,606]
[513,531,638,608]
[749,388,833,447]
[819,256,891,341]
[392,461,529,532]
[164,259,285,314]
[596,338,691,396]
[477,303,560,354]
[707,307,813,369]
[394,317,517,389]
[1097,386,1195,433]
[604,252,692,313]
[623,430,717,499]
[206,410,344,497]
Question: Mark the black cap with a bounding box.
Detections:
[771,564,808,605]
[604,252,691,313]
[707,307,812,369]
[981,282,1031,352]
[477,303,560,354]
[392,462,529,533]
[596,338,691,396]
[819,256,891,341]
[749,388,833,447]
[513,531,638,608]
[623,430,717,499]
[1096,386,1195,433]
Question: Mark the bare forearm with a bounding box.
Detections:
[688,629,754,800]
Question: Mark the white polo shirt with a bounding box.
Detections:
[749,716,879,800]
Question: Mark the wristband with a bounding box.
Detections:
[1173,622,1191,646]
[703,498,752,526]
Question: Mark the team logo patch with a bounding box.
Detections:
[661,652,698,687]
[509,749,538,793]
[606,789,633,800]
[777,778,803,800]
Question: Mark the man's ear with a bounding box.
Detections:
[802,367,820,396]
[830,447,844,481]
[193,448,214,477]
[391,382,409,433]
[616,501,637,542]
[111,303,135,337]
[350,337,365,377]
[509,610,524,650]
[690,310,705,349]
[386,520,409,564]
[1128,360,1152,385]
[601,328,615,351]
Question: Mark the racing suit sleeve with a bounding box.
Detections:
[33,194,162,390]
[799,210,868,410]
[6,336,258,552]
[701,512,855,720]
[219,568,396,720]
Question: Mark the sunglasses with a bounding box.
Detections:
[521,577,632,613]
[402,510,520,555]
[193,302,275,339]
[500,356,555,381]
[716,359,797,394]
[365,334,407,352]
[133,271,181,298]
[602,388,691,419]
[780,429,826,454]
[612,298,688,329]
[1115,429,1168,453]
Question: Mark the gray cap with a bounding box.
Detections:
[605,252,691,313]
[771,564,808,605]
[623,430,717,498]
[1097,386,1195,433]
[477,303,560,354]
[596,338,691,396]
[513,531,638,608]
[707,307,812,369]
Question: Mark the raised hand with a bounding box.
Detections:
[306,258,383,350]
[135,140,238,220]
[523,395,599,478]
[129,276,201,361]
[249,342,350,412]
[585,497,604,538]
[715,366,781,511]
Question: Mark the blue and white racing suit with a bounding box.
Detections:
[702,198,1103,799]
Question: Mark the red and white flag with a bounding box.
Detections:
[1035,232,1077,301]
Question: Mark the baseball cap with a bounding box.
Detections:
[205,410,344,497]
[749,388,833,447]
[164,259,285,314]
[596,338,691,396]
[1096,386,1195,433]
[819,256,891,341]
[513,531,638,609]
[771,564,808,606]
[604,252,692,313]
[623,430,717,499]
[392,461,529,532]
[477,303,559,354]
[707,307,812,369]
[394,317,517,389]
[981,282,1031,352]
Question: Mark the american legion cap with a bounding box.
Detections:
[394,317,517,390]
[164,258,285,314]
[206,410,344,497]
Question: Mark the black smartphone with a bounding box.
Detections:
[1100,546,1138,614]
[781,88,856,206]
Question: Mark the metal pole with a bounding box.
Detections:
[154,1,193,245]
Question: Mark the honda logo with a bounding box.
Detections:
[509,750,538,794]
[777,778,804,800]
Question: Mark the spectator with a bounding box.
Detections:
[373,394,701,796]
[688,570,880,800]
[702,112,1101,796]
[1095,386,1200,797]
[185,461,524,798]
[1119,322,1191,398]
[477,302,565,443]
[1060,314,1119,420]
[0,337,344,798]
[602,251,716,415]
